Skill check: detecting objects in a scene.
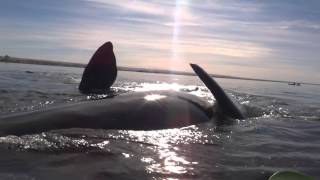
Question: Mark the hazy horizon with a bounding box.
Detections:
[1,0,320,83]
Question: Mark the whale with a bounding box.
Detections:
[79,42,117,94]
[0,42,245,136]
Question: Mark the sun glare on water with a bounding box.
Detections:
[144,94,167,101]
[120,127,204,175]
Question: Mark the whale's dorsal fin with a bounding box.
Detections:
[190,64,245,119]
[79,42,117,94]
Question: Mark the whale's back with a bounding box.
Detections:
[0,91,211,135]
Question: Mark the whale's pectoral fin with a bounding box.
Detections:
[190,63,245,119]
[79,42,117,94]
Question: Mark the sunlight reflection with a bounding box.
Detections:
[120,126,204,175]
[170,0,190,71]
[115,81,214,103]
[144,94,167,101]
[120,126,204,145]
[122,152,131,158]
[91,140,109,149]
[134,82,184,91]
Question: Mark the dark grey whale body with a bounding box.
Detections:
[0,42,245,136]
[0,91,212,136]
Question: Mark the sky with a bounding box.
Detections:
[0,0,319,83]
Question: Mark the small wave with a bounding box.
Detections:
[0,133,103,153]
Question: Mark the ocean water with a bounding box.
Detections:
[0,63,319,180]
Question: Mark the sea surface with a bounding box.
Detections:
[0,63,319,180]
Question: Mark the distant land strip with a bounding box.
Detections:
[1,55,319,86]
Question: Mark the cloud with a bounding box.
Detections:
[86,0,169,16]
[0,0,319,83]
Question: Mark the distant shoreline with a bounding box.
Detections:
[1,55,319,86]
